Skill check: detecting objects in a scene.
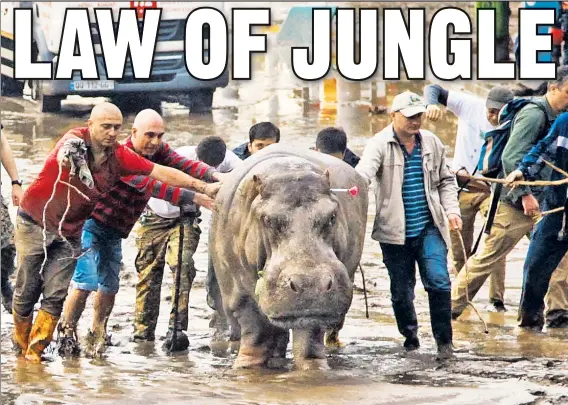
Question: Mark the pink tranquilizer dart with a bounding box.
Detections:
[330,186,359,197]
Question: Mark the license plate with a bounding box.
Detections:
[69,80,115,91]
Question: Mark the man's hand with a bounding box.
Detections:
[203,182,222,198]
[505,169,524,185]
[425,104,443,122]
[521,194,540,217]
[448,213,463,231]
[11,184,23,206]
[212,172,229,183]
[193,193,215,210]
[57,152,71,169]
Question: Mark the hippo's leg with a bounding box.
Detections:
[324,317,345,348]
[272,328,290,359]
[292,327,329,371]
[206,256,230,341]
[232,297,277,369]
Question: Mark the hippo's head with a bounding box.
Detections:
[250,169,353,330]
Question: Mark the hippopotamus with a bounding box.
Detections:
[209,144,368,370]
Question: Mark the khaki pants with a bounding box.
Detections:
[133,210,201,339]
[545,253,568,323]
[452,202,537,316]
[13,215,80,317]
[449,190,506,302]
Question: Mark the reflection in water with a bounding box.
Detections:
[1,68,566,404]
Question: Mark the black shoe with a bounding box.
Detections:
[546,310,568,329]
[487,300,507,313]
[519,310,545,331]
[163,330,189,352]
[436,343,454,361]
[547,317,568,328]
[132,334,155,343]
[403,336,420,352]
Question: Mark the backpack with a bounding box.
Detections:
[477,98,549,178]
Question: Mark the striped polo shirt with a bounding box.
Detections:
[396,134,431,238]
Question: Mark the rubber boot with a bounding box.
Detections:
[12,310,33,354]
[25,309,59,363]
[428,290,454,361]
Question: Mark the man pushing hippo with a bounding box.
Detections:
[12,103,221,362]
[356,91,461,360]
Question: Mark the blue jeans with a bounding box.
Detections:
[71,219,123,294]
[519,211,568,328]
[380,223,452,344]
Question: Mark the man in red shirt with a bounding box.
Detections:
[12,103,221,362]
[58,109,218,358]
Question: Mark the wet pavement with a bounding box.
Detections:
[1,60,568,404]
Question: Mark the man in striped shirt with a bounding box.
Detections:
[58,109,221,358]
[356,92,462,360]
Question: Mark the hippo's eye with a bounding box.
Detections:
[326,213,337,228]
[319,212,337,234]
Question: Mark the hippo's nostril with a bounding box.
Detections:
[289,280,299,293]
[326,278,333,291]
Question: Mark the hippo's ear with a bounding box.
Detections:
[253,174,264,194]
[322,169,331,187]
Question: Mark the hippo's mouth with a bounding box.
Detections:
[268,313,343,329]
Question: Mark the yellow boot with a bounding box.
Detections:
[25,309,59,363]
[12,310,33,355]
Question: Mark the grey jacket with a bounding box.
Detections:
[356,124,460,247]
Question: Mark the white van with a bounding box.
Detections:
[1,2,229,112]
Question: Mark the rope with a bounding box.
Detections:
[358,263,369,319]
[460,173,568,188]
[39,160,64,275]
[39,158,91,275]
[454,229,489,334]
[461,160,568,188]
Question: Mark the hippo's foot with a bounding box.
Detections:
[233,345,271,369]
[295,357,330,371]
[292,328,328,370]
[324,329,344,348]
[272,329,290,359]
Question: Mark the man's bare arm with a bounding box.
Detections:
[1,131,20,182]
[149,164,221,198]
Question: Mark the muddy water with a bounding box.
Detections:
[1,66,568,404]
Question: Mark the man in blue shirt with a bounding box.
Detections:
[357,92,462,360]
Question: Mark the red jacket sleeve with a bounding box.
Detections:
[115,144,155,176]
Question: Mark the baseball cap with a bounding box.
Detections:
[486,86,514,110]
[391,91,426,117]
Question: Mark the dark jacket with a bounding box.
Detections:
[233,143,251,160]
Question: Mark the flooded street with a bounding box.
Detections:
[1,59,568,404]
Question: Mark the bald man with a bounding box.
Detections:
[13,104,222,362]
[56,108,220,358]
